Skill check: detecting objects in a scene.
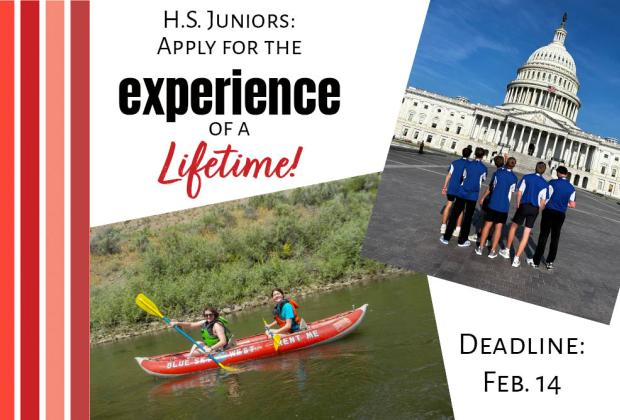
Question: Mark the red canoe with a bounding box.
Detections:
[136,304,368,377]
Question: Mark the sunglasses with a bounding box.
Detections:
[204,313,215,317]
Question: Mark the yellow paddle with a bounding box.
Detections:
[135,293,240,372]
[263,318,281,351]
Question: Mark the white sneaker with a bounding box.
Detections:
[454,226,461,236]
[475,246,483,255]
[440,224,447,234]
[488,250,498,259]
[499,248,510,259]
[512,257,520,268]
[439,237,449,245]
[526,258,538,269]
[468,233,478,242]
[457,240,471,248]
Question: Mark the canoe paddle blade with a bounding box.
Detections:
[263,318,281,351]
[135,293,164,319]
[273,334,281,351]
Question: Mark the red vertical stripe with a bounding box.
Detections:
[0,2,15,420]
[21,1,40,419]
[72,1,90,418]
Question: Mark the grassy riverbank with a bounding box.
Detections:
[90,174,387,343]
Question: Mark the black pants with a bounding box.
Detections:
[444,197,476,244]
[532,208,566,265]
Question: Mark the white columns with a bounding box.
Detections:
[562,138,571,163]
[538,90,545,107]
[533,129,543,157]
[573,142,581,168]
[522,127,534,154]
[561,98,567,116]
[477,117,486,140]
[484,119,495,143]
[589,147,600,173]
[518,127,526,153]
[540,131,549,160]
[586,145,594,171]
[512,125,519,150]
[570,140,578,166]
[472,116,481,139]
[567,139,575,165]
[573,142,579,168]
[549,133,558,160]
[578,143,587,170]
[512,125,525,151]
[468,115,480,137]
[501,122,512,147]
[504,123,513,148]
[493,121,504,144]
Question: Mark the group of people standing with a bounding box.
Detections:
[439,146,576,269]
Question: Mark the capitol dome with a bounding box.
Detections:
[526,43,576,77]
[502,13,581,126]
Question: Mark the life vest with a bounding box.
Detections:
[200,317,232,348]
[273,299,301,330]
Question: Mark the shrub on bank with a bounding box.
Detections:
[90,175,384,334]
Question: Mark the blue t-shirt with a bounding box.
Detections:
[457,160,487,201]
[447,158,469,196]
[546,178,576,213]
[487,168,518,213]
[279,302,300,332]
[517,173,549,208]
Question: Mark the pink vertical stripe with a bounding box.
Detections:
[0,2,15,419]
[46,2,64,419]
[71,0,90,418]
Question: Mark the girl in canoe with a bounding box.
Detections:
[170,307,233,357]
[265,288,304,336]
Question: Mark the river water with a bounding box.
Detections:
[91,274,453,419]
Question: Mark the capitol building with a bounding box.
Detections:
[394,14,620,198]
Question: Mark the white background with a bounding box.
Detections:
[89,1,618,419]
[91,0,429,226]
[430,276,619,419]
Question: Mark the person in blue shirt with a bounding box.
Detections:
[500,162,549,267]
[440,147,472,235]
[528,166,576,270]
[475,156,518,258]
[441,147,487,246]
[469,155,506,243]
[265,288,301,336]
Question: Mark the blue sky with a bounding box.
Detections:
[408,0,620,139]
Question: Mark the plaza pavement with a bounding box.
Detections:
[363,144,620,324]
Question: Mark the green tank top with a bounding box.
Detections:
[200,317,232,347]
